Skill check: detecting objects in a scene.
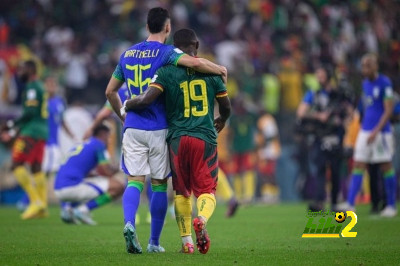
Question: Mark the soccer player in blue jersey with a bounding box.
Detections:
[83,84,153,225]
[43,75,75,175]
[339,54,397,217]
[54,124,124,225]
[106,7,227,254]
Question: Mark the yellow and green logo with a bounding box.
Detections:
[301,211,357,238]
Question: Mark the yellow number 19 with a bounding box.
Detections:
[179,80,208,118]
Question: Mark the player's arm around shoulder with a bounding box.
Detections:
[177,54,228,84]
[124,67,168,112]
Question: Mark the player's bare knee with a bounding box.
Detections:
[108,178,125,198]
[127,175,145,183]
[353,161,367,170]
[151,177,168,185]
[31,163,42,174]
[380,162,393,172]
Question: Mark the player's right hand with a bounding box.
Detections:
[221,66,228,84]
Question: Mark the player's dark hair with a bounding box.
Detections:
[147,7,170,34]
[93,124,110,137]
[25,59,37,74]
[173,28,198,49]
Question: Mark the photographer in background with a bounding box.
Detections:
[296,67,353,212]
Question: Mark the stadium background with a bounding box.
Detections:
[1,0,400,203]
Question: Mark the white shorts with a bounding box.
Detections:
[121,128,170,180]
[54,176,109,202]
[354,130,394,163]
[42,144,63,173]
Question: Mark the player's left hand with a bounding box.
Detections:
[214,116,226,133]
[367,130,378,144]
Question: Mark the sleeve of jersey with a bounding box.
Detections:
[112,63,125,81]
[15,88,41,126]
[149,68,167,92]
[383,79,394,100]
[97,147,109,165]
[213,77,228,98]
[104,101,112,110]
[302,91,314,104]
[164,46,185,66]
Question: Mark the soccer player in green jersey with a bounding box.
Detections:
[1,60,49,219]
[122,29,231,254]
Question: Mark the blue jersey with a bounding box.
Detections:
[104,84,129,110]
[361,74,393,132]
[54,137,109,189]
[47,96,66,145]
[112,41,184,131]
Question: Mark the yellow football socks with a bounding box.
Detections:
[174,195,192,237]
[217,169,234,201]
[33,171,47,208]
[243,171,255,202]
[13,166,41,204]
[197,193,216,222]
[233,175,242,200]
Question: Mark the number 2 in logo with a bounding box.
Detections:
[341,211,357,238]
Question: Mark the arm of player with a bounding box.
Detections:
[96,163,120,178]
[177,55,228,83]
[125,86,163,111]
[296,102,310,119]
[297,102,330,122]
[62,120,76,139]
[367,98,394,144]
[105,77,125,122]
[214,95,231,133]
[83,107,113,139]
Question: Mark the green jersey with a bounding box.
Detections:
[16,80,49,140]
[151,65,227,145]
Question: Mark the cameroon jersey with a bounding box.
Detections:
[112,41,184,131]
[47,96,66,145]
[230,112,256,153]
[361,74,393,132]
[151,65,227,145]
[16,80,48,140]
[54,137,109,189]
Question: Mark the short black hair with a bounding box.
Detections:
[173,29,198,48]
[93,124,110,137]
[25,59,37,74]
[147,7,170,34]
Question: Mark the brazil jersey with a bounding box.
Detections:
[16,80,48,140]
[361,74,393,132]
[54,137,109,189]
[104,84,129,110]
[112,41,184,131]
[150,65,228,145]
[47,96,66,145]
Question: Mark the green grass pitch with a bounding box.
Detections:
[0,203,399,265]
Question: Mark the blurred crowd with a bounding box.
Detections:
[1,0,400,203]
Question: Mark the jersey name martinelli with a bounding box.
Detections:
[112,41,184,131]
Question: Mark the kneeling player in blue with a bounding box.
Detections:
[54,124,124,225]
